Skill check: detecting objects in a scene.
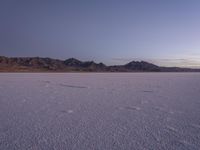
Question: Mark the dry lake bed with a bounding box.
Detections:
[0,73,200,150]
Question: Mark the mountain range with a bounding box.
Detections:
[0,56,199,72]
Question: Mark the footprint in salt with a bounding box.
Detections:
[165,125,178,133]
[124,106,141,111]
[67,110,74,114]
[154,107,165,112]
[169,111,175,114]
[142,90,154,93]
[60,110,74,114]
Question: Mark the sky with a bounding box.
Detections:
[0,0,200,67]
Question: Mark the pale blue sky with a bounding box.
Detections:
[0,0,200,67]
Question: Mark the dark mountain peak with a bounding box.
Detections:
[98,62,106,67]
[125,60,153,65]
[125,60,160,71]
[64,58,82,66]
[82,61,106,68]
[65,58,81,62]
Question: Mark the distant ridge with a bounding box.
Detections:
[0,56,199,72]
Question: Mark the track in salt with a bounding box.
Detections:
[118,106,141,111]
[59,83,88,89]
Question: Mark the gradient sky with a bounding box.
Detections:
[0,0,200,67]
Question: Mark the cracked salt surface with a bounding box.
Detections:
[0,73,200,150]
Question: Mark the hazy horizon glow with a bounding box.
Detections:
[0,0,200,68]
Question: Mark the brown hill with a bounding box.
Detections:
[0,56,199,72]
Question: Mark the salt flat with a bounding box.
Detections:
[0,73,200,150]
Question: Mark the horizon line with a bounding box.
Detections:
[1,55,200,69]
